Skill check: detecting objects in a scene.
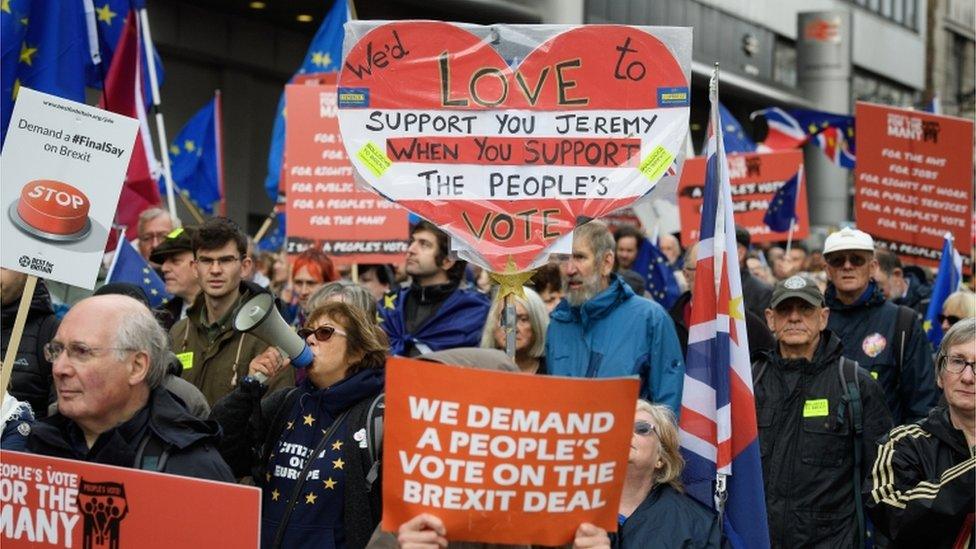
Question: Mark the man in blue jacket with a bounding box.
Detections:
[379,221,490,356]
[822,227,938,424]
[546,221,685,414]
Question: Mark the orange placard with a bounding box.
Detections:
[381,358,639,546]
[284,82,409,265]
[854,102,974,270]
[0,451,260,548]
[678,150,808,244]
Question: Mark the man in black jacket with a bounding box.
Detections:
[28,294,233,482]
[754,275,892,548]
[1,268,59,418]
[866,318,976,549]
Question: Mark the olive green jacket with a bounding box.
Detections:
[169,281,294,405]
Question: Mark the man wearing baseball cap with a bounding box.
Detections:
[822,227,937,425]
[753,274,891,548]
[150,227,201,329]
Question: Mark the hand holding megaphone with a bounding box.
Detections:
[248,346,291,384]
[234,292,313,384]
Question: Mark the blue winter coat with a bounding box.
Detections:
[546,275,685,414]
[379,285,490,357]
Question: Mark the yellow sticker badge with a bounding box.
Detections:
[357,141,392,177]
[803,398,829,418]
[638,146,674,182]
[176,351,194,371]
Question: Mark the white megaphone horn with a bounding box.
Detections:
[234,293,313,383]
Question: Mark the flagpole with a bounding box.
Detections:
[784,167,803,255]
[105,226,127,281]
[138,8,178,221]
[215,89,226,217]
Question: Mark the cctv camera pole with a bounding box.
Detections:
[1,276,38,396]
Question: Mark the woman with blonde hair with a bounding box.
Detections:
[590,400,721,548]
[479,287,549,374]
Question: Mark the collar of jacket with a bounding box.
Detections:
[824,280,886,311]
[923,405,973,456]
[299,367,385,417]
[551,273,634,328]
[408,279,460,305]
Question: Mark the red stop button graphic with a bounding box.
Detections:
[11,179,92,240]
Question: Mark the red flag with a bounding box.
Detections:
[100,11,161,247]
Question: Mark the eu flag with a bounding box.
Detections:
[922,234,963,346]
[632,237,681,309]
[85,0,163,105]
[1,0,89,145]
[720,102,757,154]
[763,172,800,232]
[263,0,348,198]
[107,240,172,308]
[168,97,222,215]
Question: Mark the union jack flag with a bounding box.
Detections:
[751,107,855,169]
[679,67,770,549]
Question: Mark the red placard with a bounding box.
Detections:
[854,102,974,269]
[0,451,260,548]
[381,358,639,546]
[678,150,807,244]
[284,82,409,265]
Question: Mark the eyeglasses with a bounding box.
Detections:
[941,355,976,375]
[634,420,658,437]
[44,341,136,363]
[826,253,868,268]
[196,255,240,268]
[938,314,962,327]
[297,325,347,342]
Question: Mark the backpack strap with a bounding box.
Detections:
[892,305,915,385]
[752,359,770,386]
[364,393,385,493]
[134,433,172,473]
[836,356,865,547]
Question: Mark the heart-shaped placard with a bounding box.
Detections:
[338,21,691,272]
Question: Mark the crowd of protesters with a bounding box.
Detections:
[1,213,973,549]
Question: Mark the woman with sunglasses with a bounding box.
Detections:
[583,400,721,548]
[939,290,976,333]
[211,300,386,549]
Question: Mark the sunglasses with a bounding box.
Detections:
[937,314,962,327]
[826,253,868,268]
[634,421,657,437]
[297,325,347,342]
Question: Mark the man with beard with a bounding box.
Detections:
[545,221,684,413]
[379,221,490,356]
[169,217,294,404]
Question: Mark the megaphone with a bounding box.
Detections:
[234,292,313,383]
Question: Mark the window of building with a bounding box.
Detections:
[853,70,920,107]
[849,0,918,30]
[773,39,797,88]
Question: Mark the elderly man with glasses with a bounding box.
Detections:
[28,294,234,481]
[821,227,937,424]
[170,217,294,405]
[866,318,976,549]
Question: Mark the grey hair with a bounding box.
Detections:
[938,317,976,366]
[479,286,549,358]
[113,301,169,389]
[575,220,615,264]
[943,290,976,319]
[136,207,173,235]
[306,280,378,320]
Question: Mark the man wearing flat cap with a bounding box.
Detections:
[752,274,891,548]
[150,227,201,329]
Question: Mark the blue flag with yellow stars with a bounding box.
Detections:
[1,0,89,145]
[763,172,800,232]
[86,0,164,104]
[923,234,963,347]
[167,98,221,215]
[107,239,171,308]
[263,0,348,199]
[632,237,681,309]
[719,102,757,153]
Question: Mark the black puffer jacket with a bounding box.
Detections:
[866,406,976,549]
[753,331,893,548]
[610,484,721,548]
[1,281,59,417]
[825,281,938,424]
[28,388,234,482]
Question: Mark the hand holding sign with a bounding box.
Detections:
[338,22,691,272]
